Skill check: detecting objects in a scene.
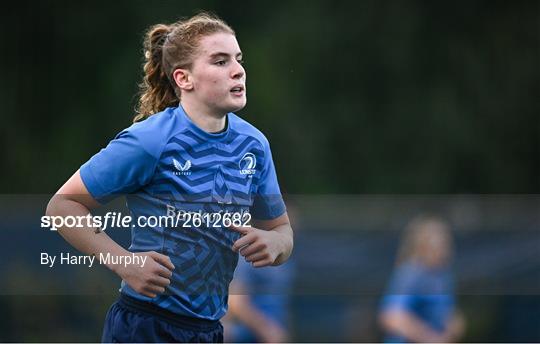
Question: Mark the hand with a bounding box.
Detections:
[113,251,175,298]
[444,311,466,342]
[258,322,289,343]
[230,225,286,267]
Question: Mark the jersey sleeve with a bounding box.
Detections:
[80,128,159,204]
[250,140,286,220]
[380,264,419,313]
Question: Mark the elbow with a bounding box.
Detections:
[379,310,404,334]
[46,194,61,217]
[378,311,392,332]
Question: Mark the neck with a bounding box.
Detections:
[180,99,227,133]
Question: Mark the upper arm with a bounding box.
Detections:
[250,139,286,220]
[53,169,101,210]
[79,129,158,204]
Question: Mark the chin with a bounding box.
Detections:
[227,100,247,113]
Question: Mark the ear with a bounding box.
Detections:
[172,68,193,91]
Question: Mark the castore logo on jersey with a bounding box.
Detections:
[173,158,192,176]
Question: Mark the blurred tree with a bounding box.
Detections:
[1,0,538,194]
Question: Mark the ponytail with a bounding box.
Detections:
[134,24,179,123]
[134,13,235,123]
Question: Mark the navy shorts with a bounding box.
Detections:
[101,294,223,343]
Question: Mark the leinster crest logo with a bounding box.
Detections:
[239,152,256,176]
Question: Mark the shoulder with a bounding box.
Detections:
[119,107,181,158]
[388,262,424,292]
[396,261,426,280]
[229,113,271,150]
[125,107,179,138]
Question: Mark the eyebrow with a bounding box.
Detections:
[209,52,243,59]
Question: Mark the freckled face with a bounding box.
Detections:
[189,32,246,115]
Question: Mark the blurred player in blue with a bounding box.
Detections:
[224,255,295,342]
[379,215,465,343]
[46,12,293,343]
[223,201,299,343]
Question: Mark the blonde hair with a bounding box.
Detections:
[134,12,235,122]
[396,214,452,265]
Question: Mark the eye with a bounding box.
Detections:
[237,59,244,65]
[214,60,226,66]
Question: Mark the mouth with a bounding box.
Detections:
[230,85,245,96]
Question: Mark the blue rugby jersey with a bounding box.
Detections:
[380,262,455,343]
[80,106,286,320]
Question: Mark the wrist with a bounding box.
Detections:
[102,247,129,274]
[271,230,292,265]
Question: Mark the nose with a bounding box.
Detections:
[231,59,245,80]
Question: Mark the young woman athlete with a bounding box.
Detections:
[46,12,293,343]
[378,216,464,343]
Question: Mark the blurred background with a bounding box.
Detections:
[1,0,539,342]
